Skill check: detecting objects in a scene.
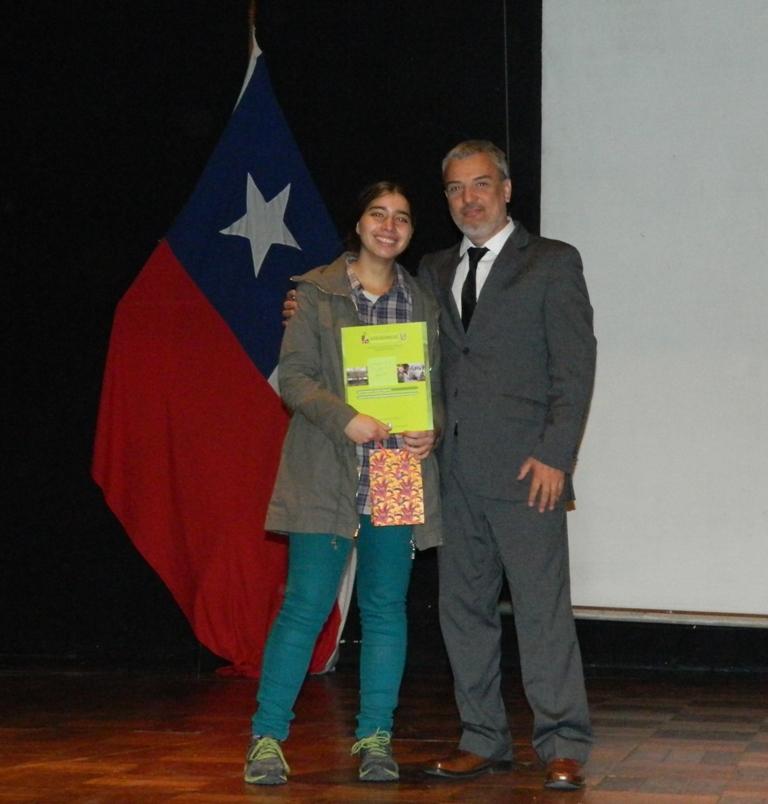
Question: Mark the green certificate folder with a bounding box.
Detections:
[341,322,433,433]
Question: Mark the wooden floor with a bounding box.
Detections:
[1,664,767,803]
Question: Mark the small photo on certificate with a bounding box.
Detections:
[397,363,426,383]
[346,366,369,387]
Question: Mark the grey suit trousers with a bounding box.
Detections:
[438,459,592,764]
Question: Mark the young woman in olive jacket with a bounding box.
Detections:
[245,182,443,785]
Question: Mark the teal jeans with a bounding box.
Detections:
[252,516,413,740]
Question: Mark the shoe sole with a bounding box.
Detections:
[424,760,513,779]
[243,766,287,785]
[244,774,287,785]
[544,779,584,791]
[359,770,399,782]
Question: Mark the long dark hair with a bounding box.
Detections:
[345,180,413,252]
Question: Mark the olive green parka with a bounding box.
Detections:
[265,255,443,549]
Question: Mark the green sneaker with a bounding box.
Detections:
[351,729,399,782]
[243,736,289,785]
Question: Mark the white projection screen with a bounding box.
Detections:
[541,0,768,624]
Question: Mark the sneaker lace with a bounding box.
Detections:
[351,729,391,757]
[249,737,290,771]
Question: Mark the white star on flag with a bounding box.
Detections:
[220,175,301,277]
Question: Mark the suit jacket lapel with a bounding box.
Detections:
[469,223,530,334]
[432,244,465,343]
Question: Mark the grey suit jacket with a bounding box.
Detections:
[418,222,596,502]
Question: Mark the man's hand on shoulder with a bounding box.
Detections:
[282,289,298,326]
[518,457,565,513]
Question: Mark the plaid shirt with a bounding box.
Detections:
[347,258,413,514]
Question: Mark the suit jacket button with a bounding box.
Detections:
[462,346,470,354]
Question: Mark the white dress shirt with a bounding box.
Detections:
[451,218,515,316]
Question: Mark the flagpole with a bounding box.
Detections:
[248,0,258,50]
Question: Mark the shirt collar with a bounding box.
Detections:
[459,218,515,260]
[346,255,407,295]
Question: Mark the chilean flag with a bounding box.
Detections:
[92,38,352,677]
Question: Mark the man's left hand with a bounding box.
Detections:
[517,457,565,512]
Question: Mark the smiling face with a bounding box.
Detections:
[443,152,512,245]
[355,192,414,260]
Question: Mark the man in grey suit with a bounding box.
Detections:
[419,140,596,791]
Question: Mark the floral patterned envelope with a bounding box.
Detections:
[369,448,425,526]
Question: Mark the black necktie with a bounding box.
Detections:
[461,246,488,331]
